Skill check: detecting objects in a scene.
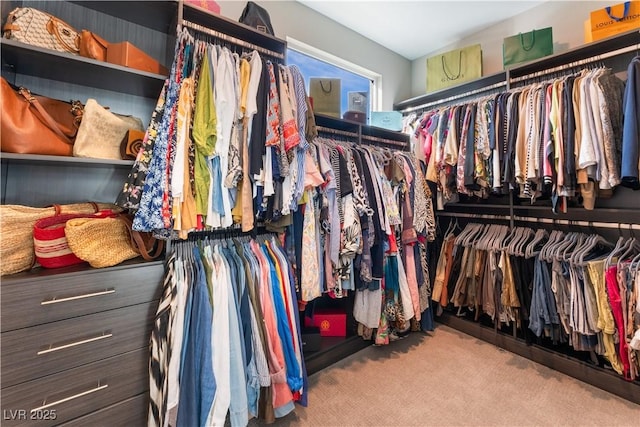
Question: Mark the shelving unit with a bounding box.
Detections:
[393,29,640,404]
[0,39,167,97]
[303,113,411,374]
[1,1,180,425]
[0,1,414,422]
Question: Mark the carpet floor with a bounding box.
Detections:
[253,325,640,426]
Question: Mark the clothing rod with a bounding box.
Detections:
[316,126,359,139]
[361,134,408,148]
[436,211,640,230]
[509,43,639,84]
[181,20,285,60]
[399,80,507,114]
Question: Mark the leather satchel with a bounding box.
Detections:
[79,30,109,61]
[0,77,84,156]
[3,7,80,54]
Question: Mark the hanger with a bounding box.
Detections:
[472,223,491,247]
[516,227,534,257]
[554,230,577,261]
[628,244,640,274]
[524,228,548,259]
[504,226,523,255]
[571,233,594,266]
[456,222,477,246]
[616,237,640,271]
[464,223,486,248]
[544,230,565,262]
[474,223,491,250]
[604,236,628,270]
[567,233,589,263]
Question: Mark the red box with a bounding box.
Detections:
[305,309,347,337]
[185,0,221,14]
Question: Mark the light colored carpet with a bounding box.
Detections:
[255,325,640,426]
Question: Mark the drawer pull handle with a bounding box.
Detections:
[37,333,113,355]
[31,382,108,412]
[41,289,116,305]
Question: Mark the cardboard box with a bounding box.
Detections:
[185,0,220,14]
[305,309,347,337]
[106,42,168,75]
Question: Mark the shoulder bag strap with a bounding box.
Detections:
[18,87,74,144]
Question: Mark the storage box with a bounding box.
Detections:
[305,309,347,337]
[185,0,221,14]
[343,111,366,124]
[348,91,368,114]
[370,111,403,131]
[106,42,168,75]
[301,326,322,352]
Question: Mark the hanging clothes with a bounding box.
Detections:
[442,221,640,381]
[149,235,307,427]
[407,64,632,212]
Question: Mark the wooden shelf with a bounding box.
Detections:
[304,335,371,375]
[508,29,640,79]
[1,39,166,98]
[394,30,640,113]
[393,71,507,113]
[182,2,286,56]
[1,258,164,283]
[1,153,134,167]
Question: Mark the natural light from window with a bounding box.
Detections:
[285,37,381,125]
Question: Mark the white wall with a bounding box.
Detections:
[410,0,614,97]
[217,0,412,110]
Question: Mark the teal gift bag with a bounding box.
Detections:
[503,27,553,68]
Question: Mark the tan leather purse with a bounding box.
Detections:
[79,30,109,61]
[0,77,83,156]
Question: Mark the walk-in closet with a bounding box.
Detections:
[1,1,638,426]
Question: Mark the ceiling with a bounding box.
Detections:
[297,0,547,60]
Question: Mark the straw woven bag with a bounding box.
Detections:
[0,202,120,276]
[64,214,164,268]
[65,216,138,268]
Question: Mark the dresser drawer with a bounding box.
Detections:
[59,393,148,427]
[1,348,148,427]
[1,303,155,388]
[1,262,163,332]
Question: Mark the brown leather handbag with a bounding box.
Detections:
[0,77,83,156]
[79,30,109,61]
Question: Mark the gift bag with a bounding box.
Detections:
[503,27,553,68]
[309,78,341,118]
[589,1,640,42]
[426,44,482,93]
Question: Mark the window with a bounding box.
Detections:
[286,37,381,123]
